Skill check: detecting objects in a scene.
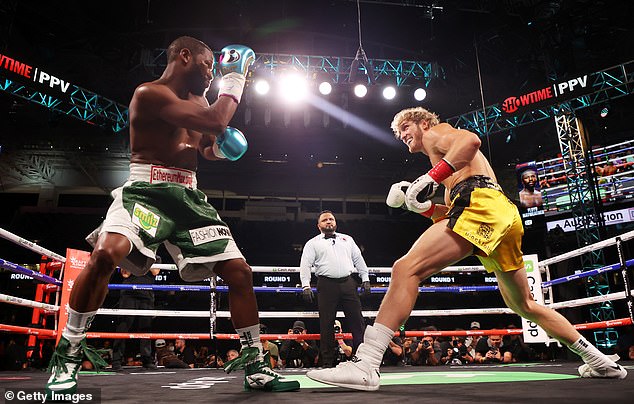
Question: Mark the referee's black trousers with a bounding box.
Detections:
[316,275,366,367]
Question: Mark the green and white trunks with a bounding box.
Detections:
[86,163,244,281]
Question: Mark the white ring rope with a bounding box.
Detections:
[149,264,488,274]
[0,227,66,263]
[539,229,634,268]
[93,287,634,318]
[0,293,59,312]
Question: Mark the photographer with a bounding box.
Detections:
[440,336,473,365]
[407,336,440,366]
[279,321,319,368]
[334,320,353,365]
[474,334,512,364]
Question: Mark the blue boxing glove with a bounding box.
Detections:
[213,127,248,161]
[218,45,255,103]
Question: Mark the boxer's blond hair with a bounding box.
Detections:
[390,107,440,137]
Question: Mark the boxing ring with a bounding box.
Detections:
[1,226,633,402]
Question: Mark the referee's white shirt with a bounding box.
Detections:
[299,232,370,288]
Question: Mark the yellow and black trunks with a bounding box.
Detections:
[447,176,524,272]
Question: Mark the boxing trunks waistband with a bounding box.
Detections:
[318,275,351,283]
[129,163,197,190]
[449,175,502,200]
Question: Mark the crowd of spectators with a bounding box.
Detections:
[4,318,633,372]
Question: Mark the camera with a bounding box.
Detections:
[293,329,301,334]
[422,340,430,348]
[334,325,341,333]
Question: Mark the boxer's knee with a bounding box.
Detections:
[88,246,122,277]
[392,256,434,283]
[219,260,253,290]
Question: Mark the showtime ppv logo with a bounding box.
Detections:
[502,75,588,113]
[0,53,72,93]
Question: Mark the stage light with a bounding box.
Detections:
[279,73,308,102]
[319,81,332,95]
[600,106,609,118]
[354,83,368,98]
[382,86,396,100]
[254,79,270,95]
[414,88,427,101]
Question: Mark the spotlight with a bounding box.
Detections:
[599,106,609,118]
[382,86,396,100]
[354,83,368,98]
[414,88,427,101]
[319,81,332,95]
[254,79,270,95]
[279,73,308,103]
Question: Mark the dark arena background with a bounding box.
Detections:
[1,1,634,402]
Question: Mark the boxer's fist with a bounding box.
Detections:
[405,173,438,212]
[213,127,248,161]
[386,181,411,208]
[217,45,255,103]
[218,45,255,76]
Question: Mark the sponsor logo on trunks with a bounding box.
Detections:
[150,165,194,188]
[477,223,493,240]
[189,225,232,246]
[132,203,161,237]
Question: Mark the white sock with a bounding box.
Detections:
[569,336,615,368]
[236,324,264,360]
[355,323,394,369]
[61,307,97,355]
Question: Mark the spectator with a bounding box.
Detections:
[99,340,113,366]
[334,320,353,365]
[382,337,404,367]
[440,335,473,365]
[474,334,512,364]
[503,324,535,362]
[263,340,280,369]
[4,339,27,370]
[155,339,189,368]
[465,321,483,359]
[174,338,196,368]
[226,349,239,363]
[406,335,440,366]
[279,320,319,368]
[299,210,371,368]
[194,346,215,368]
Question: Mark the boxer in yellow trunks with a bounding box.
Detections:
[307,106,626,391]
[446,175,524,273]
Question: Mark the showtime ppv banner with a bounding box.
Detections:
[0,52,73,97]
[501,74,591,114]
[546,206,634,232]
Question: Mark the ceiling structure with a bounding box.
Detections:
[1,0,633,197]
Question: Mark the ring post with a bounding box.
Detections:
[616,237,634,322]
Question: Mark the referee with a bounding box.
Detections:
[300,210,371,368]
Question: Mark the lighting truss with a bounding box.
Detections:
[0,74,129,133]
[141,50,438,87]
[447,60,634,137]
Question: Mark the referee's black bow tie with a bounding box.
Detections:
[324,234,336,239]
